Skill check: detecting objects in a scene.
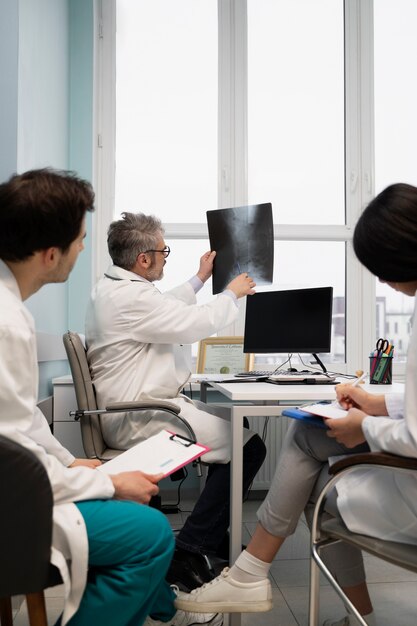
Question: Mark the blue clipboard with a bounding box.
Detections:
[282,408,328,429]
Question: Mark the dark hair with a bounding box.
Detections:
[353,183,417,282]
[0,168,95,261]
[107,212,163,270]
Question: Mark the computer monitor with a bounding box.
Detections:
[244,287,333,355]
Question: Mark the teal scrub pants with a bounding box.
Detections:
[57,499,176,626]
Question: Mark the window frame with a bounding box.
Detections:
[93,0,405,379]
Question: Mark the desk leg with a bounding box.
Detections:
[230,405,245,626]
[200,381,209,404]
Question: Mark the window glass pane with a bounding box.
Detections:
[374,0,417,363]
[376,281,413,362]
[157,239,212,360]
[374,0,417,192]
[158,239,345,365]
[158,239,212,305]
[247,0,345,225]
[115,0,217,222]
[256,241,345,364]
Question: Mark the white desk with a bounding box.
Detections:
[211,380,404,562]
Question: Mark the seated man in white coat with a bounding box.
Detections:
[85,212,267,590]
[0,169,221,626]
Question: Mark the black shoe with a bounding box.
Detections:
[166,548,218,592]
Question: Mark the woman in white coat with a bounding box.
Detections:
[175,183,417,626]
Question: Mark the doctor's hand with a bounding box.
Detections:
[336,383,388,416]
[111,471,163,504]
[197,251,216,283]
[325,408,367,448]
[69,458,102,468]
[227,273,256,298]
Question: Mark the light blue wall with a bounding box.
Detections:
[17,0,69,172]
[19,0,72,398]
[68,0,95,332]
[1,0,96,398]
[0,0,19,181]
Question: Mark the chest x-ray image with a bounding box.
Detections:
[206,203,274,294]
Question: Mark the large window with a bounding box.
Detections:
[115,0,218,221]
[247,0,345,225]
[96,0,414,374]
[373,0,417,361]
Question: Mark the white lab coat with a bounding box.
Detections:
[0,261,114,625]
[337,298,417,544]
[85,265,254,462]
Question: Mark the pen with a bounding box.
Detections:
[236,261,241,274]
[351,372,367,387]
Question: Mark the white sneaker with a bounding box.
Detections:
[144,611,222,626]
[174,567,272,613]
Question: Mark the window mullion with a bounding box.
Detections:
[345,0,375,375]
[93,0,116,283]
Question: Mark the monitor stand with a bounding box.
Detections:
[312,353,327,373]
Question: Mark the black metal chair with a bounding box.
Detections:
[309,451,417,625]
[0,435,62,626]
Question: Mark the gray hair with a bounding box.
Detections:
[107,212,164,270]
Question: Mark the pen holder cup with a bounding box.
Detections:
[369,355,393,384]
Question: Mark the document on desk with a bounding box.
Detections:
[97,430,210,478]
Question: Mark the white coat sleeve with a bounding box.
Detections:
[30,406,75,466]
[362,414,417,456]
[362,386,417,457]
[0,325,114,504]
[129,281,239,345]
[385,393,404,420]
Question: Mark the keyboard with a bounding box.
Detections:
[268,372,336,383]
[237,370,336,383]
[235,370,273,377]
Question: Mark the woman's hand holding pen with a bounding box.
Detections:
[336,383,388,416]
[328,378,389,447]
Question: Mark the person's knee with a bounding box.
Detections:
[292,421,323,457]
[131,506,175,559]
[148,508,175,549]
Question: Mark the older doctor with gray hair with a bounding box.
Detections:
[85,212,267,591]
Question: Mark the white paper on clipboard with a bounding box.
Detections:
[97,429,210,478]
[300,402,348,420]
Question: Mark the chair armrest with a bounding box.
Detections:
[329,451,417,475]
[106,400,180,414]
[71,400,197,444]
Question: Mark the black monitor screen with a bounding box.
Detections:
[244,287,333,354]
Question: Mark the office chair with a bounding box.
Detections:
[0,435,62,626]
[309,451,417,626]
[62,331,201,471]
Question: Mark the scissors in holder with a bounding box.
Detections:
[375,337,390,358]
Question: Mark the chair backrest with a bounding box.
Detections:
[0,435,53,596]
[62,331,106,459]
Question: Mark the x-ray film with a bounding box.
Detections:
[206,203,274,294]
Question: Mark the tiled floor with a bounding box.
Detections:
[12,499,417,625]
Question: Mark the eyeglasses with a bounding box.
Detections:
[143,245,171,258]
